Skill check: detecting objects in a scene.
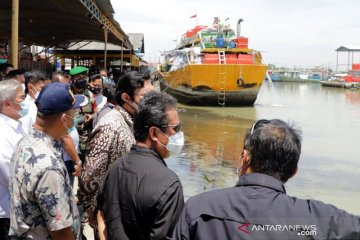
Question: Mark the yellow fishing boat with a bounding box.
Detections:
[158,18,267,106]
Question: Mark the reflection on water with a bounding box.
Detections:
[167,82,360,215]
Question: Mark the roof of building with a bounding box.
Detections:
[127,33,145,53]
[335,46,360,52]
[0,0,132,49]
[59,41,125,51]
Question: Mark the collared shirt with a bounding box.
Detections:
[172,173,360,240]
[19,94,37,133]
[78,105,135,212]
[98,145,184,240]
[95,94,107,110]
[0,113,26,219]
[9,128,80,239]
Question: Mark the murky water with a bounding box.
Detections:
[166,81,360,215]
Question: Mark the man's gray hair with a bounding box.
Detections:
[0,79,22,112]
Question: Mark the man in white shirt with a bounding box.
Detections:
[20,70,51,133]
[0,79,26,240]
[51,71,84,185]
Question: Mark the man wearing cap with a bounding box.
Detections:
[9,82,85,240]
[69,66,97,158]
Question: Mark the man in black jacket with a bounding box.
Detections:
[98,91,184,240]
[172,119,360,240]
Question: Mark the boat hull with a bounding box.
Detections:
[160,80,260,106]
[160,64,267,106]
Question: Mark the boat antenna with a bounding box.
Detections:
[237,18,244,37]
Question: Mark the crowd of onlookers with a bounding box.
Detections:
[1,62,360,240]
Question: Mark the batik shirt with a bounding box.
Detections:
[9,128,80,239]
[78,104,135,213]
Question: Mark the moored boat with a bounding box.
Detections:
[158,18,267,106]
[341,64,360,83]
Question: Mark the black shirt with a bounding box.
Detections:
[98,145,184,240]
[172,173,360,240]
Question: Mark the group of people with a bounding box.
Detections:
[0,63,360,240]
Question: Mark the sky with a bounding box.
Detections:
[112,0,360,69]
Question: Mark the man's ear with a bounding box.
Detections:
[3,99,11,108]
[242,149,250,166]
[149,126,159,142]
[120,92,130,103]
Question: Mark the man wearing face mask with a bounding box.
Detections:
[88,74,107,110]
[78,71,144,235]
[172,119,360,240]
[0,80,27,240]
[20,70,51,133]
[9,82,86,240]
[77,71,146,237]
[69,66,97,158]
[98,91,184,240]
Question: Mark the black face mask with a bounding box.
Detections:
[74,79,88,89]
[89,86,102,95]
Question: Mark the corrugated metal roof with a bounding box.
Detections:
[0,0,132,49]
[335,46,360,52]
[127,33,144,53]
[65,41,124,50]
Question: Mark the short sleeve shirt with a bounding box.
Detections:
[9,128,80,239]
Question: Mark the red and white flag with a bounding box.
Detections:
[190,14,197,18]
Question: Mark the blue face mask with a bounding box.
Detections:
[12,99,29,117]
[63,114,76,134]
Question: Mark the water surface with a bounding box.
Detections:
[167,81,360,215]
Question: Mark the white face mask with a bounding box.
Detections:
[166,131,185,155]
[11,99,29,118]
[159,131,185,157]
[34,91,40,100]
[31,86,40,100]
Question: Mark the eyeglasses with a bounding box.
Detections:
[161,122,182,133]
[145,122,182,133]
[250,119,270,135]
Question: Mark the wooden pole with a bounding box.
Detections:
[61,57,65,70]
[104,28,108,70]
[11,0,19,68]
